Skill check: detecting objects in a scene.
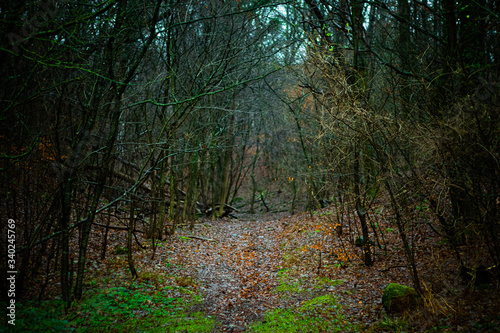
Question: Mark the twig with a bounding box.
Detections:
[180,235,217,242]
[381,265,407,273]
[92,222,144,233]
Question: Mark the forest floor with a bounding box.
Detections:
[5,199,500,332]
[164,211,387,332]
[151,209,500,332]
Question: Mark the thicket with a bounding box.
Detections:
[0,0,498,313]
[281,0,500,295]
[0,0,288,308]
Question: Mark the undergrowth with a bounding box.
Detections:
[0,275,214,333]
[249,294,355,332]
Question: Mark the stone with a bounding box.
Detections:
[382,283,420,313]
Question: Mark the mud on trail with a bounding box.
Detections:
[161,214,291,332]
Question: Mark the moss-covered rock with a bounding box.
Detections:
[382,283,420,313]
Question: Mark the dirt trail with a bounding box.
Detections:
[148,207,500,333]
[158,210,405,331]
[170,214,290,332]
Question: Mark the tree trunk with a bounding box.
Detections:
[218,113,235,217]
[354,148,372,266]
[74,99,119,300]
[127,196,138,279]
[385,179,422,294]
[168,156,176,233]
[156,155,168,238]
[60,173,73,309]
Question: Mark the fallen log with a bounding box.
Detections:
[204,204,238,218]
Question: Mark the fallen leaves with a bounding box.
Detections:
[27,198,499,332]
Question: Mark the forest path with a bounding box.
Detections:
[168,214,291,332]
[159,209,402,332]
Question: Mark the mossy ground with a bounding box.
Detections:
[0,277,214,333]
[382,283,420,313]
[249,266,355,333]
[248,294,354,332]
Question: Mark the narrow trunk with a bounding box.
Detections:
[354,148,372,266]
[168,157,176,233]
[250,173,257,214]
[156,156,168,238]
[60,175,73,309]
[249,137,260,214]
[219,113,235,217]
[185,152,199,226]
[101,209,112,260]
[127,196,138,279]
[385,180,422,294]
[74,97,121,300]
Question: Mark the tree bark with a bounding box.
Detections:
[127,196,139,279]
[354,147,372,267]
[218,113,235,217]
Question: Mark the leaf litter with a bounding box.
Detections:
[25,203,500,332]
[144,205,500,332]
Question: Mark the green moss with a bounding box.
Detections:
[0,300,70,332]
[249,295,354,332]
[368,315,408,332]
[313,277,344,290]
[113,245,128,255]
[300,294,338,312]
[382,283,420,313]
[0,277,214,333]
[146,312,215,333]
[275,269,302,294]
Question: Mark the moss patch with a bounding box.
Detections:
[313,276,344,290]
[249,294,354,332]
[274,268,302,294]
[382,283,420,313]
[0,279,214,333]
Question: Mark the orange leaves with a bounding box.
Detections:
[304,243,322,251]
[36,136,58,161]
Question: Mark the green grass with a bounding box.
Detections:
[274,268,302,293]
[313,276,344,290]
[0,278,214,333]
[248,294,354,332]
[0,300,72,332]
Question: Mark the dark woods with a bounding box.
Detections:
[0,0,499,313]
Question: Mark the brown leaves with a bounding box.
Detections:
[152,217,286,330]
[70,202,498,332]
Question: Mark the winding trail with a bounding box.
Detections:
[156,210,401,332]
[140,202,498,332]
